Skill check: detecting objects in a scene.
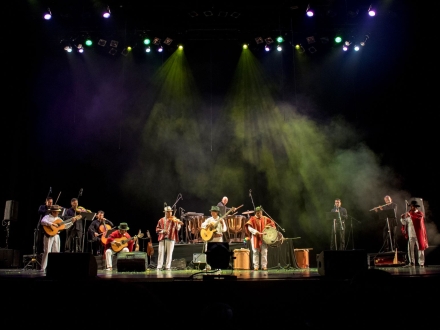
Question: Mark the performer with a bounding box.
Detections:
[201,206,228,271]
[104,222,137,271]
[375,195,398,252]
[37,197,54,255]
[217,196,235,217]
[400,201,428,267]
[40,205,81,272]
[244,206,276,271]
[156,205,182,270]
[330,198,348,250]
[64,198,85,252]
[87,210,114,256]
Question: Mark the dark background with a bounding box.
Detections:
[0,1,436,264]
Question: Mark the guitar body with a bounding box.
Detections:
[200,228,215,242]
[111,237,130,253]
[43,219,66,236]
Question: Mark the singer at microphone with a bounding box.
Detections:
[330,198,348,251]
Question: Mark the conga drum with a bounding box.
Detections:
[233,248,250,270]
[294,249,309,269]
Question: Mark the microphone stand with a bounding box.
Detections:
[249,189,255,210]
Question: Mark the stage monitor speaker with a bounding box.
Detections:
[116,252,147,272]
[4,200,18,221]
[206,242,231,270]
[317,250,368,278]
[46,253,97,278]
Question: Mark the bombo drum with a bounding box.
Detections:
[262,227,284,248]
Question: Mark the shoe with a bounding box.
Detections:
[420,265,425,268]
[165,268,171,271]
[206,265,212,271]
[262,267,267,271]
[105,268,112,271]
[254,267,259,271]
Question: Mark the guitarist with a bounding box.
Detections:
[104,222,137,271]
[40,205,81,272]
[201,206,227,271]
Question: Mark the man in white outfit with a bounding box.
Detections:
[201,206,228,270]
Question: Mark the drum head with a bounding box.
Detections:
[263,227,278,245]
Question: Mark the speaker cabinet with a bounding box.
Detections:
[206,242,232,270]
[317,250,368,278]
[116,252,147,272]
[0,249,20,268]
[46,253,97,278]
[4,200,18,221]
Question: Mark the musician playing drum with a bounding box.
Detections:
[244,206,276,271]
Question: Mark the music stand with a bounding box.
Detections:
[378,209,396,252]
[81,212,96,253]
[326,212,342,250]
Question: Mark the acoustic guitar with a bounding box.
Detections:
[111,231,144,252]
[200,204,243,242]
[43,215,83,236]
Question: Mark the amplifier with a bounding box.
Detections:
[193,253,206,269]
[116,252,148,272]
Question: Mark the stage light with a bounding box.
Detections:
[276,36,284,43]
[265,37,273,44]
[295,44,305,53]
[306,36,315,44]
[277,45,282,51]
[145,46,151,53]
[354,45,360,51]
[265,44,270,52]
[188,11,198,18]
[153,37,161,45]
[85,37,93,46]
[342,45,349,51]
[43,8,52,20]
[178,45,183,50]
[204,11,213,17]
[218,11,228,18]
[309,46,317,54]
[121,47,131,56]
[143,38,151,45]
[110,40,119,48]
[360,35,369,46]
[158,46,163,52]
[335,36,342,43]
[230,12,240,18]
[255,37,263,44]
[368,5,376,17]
[64,46,72,53]
[109,48,117,55]
[98,39,107,47]
[103,6,111,18]
[306,4,314,17]
[164,37,173,45]
[242,44,248,49]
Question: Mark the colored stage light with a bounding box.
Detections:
[43,8,52,20]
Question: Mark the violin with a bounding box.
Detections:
[146,230,154,257]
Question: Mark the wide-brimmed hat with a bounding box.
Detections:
[255,206,263,212]
[49,205,63,212]
[118,222,129,230]
[163,206,173,212]
[408,201,420,208]
[209,206,220,213]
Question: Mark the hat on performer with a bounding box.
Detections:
[408,200,420,208]
[163,206,173,212]
[209,206,220,213]
[49,205,62,212]
[255,206,263,212]
[118,222,129,230]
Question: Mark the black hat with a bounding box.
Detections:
[118,222,130,230]
[408,200,420,208]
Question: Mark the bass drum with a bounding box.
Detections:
[262,227,284,248]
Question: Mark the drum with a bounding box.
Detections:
[227,215,245,233]
[233,248,250,270]
[294,249,309,269]
[262,227,284,248]
[189,216,208,243]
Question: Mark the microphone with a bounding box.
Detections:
[164,202,167,207]
[79,188,83,196]
[180,193,183,200]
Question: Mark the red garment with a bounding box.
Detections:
[245,216,275,250]
[156,217,180,242]
[105,230,134,252]
[409,210,429,250]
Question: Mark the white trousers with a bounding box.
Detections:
[105,247,129,268]
[157,239,175,269]
[251,238,268,269]
[41,234,60,271]
[408,237,425,266]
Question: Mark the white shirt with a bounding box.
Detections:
[201,216,227,233]
[41,214,74,232]
[400,212,417,238]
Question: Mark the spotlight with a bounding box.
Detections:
[153,37,161,45]
[121,48,130,56]
[164,37,173,45]
[110,40,119,48]
[143,38,151,45]
[360,34,369,46]
[306,4,314,17]
[145,46,151,53]
[342,45,349,51]
[276,36,284,43]
[354,45,360,51]
[103,6,111,18]
[264,44,270,52]
[98,39,107,47]
[277,45,282,51]
[85,36,93,47]
[306,36,315,44]
[368,5,376,17]
[77,44,84,53]
[255,37,263,44]
[109,48,117,55]
[218,11,228,17]
[242,44,248,49]
[309,46,317,54]
[158,46,163,52]
[334,36,342,43]
[178,45,183,50]
[264,37,273,44]
[295,44,305,53]
[43,8,52,20]
[64,46,72,53]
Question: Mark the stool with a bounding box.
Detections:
[233,248,250,270]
